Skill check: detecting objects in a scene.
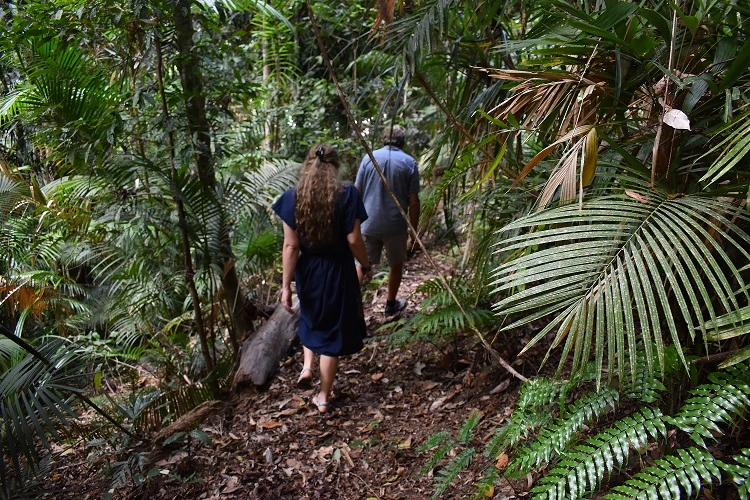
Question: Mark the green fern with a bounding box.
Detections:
[507,388,619,478]
[419,431,453,475]
[530,407,667,500]
[667,362,750,447]
[433,447,477,499]
[458,411,481,445]
[420,412,481,493]
[473,465,501,500]
[516,377,567,413]
[605,447,722,499]
[387,276,494,349]
[718,448,750,500]
[416,305,494,338]
[425,354,748,499]
[483,377,572,463]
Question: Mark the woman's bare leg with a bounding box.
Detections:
[303,346,315,371]
[297,347,315,387]
[316,355,339,412]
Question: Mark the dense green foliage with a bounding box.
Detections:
[1,0,749,497]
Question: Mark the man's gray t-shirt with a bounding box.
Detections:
[355,146,420,237]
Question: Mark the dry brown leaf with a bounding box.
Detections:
[429,397,447,412]
[490,379,510,394]
[664,108,691,130]
[371,372,384,381]
[316,445,334,458]
[259,420,283,429]
[274,408,298,417]
[223,476,241,494]
[419,381,440,391]
[625,190,649,203]
[582,127,599,187]
[340,446,356,468]
[397,436,412,449]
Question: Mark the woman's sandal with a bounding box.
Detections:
[296,367,314,389]
[312,394,329,414]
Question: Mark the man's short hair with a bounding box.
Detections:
[383,125,406,147]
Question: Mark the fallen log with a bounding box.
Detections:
[232,302,299,390]
[153,400,222,445]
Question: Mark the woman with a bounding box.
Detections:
[272,144,373,413]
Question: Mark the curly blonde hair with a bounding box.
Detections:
[296,144,341,247]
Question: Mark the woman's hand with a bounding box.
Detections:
[281,285,294,314]
[359,265,374,286]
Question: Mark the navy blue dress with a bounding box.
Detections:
[272,184,368,356]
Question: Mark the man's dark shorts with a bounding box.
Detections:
[363,232,408,267]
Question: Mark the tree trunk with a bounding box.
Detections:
[155,34,213,373]
[172,0,256,340]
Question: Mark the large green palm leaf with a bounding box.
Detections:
[0,337,87,498]
[1,38,123,168]
[491,187,750,384]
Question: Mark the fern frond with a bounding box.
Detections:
[531,407,667,500]
[421,439,454,475]
[667,362,750,447]
[484,423,522,462]
[482,378,569,465]
[605,447,722,499]
[458,411,481,446]
[474,465,501,500]
[508,388,618,478]
[417,305,493,337]
[718,448,750,500]
[418,430,451,452]
[620,369,667,404]
[517,377,566,413]
[433,447,477,499]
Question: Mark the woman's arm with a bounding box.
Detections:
[281,222,300,313]
[346,219,373,284]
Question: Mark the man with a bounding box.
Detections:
[355,124,421,316]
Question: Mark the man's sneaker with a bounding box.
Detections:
[384,299,408,316]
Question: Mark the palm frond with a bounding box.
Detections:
[131,382,215,433]
[491,190,750,382]
[8,38,123,160]
[698,110,750,186]
[210,0,295,33]
[225,158,300,219]
[382,0,461,63]
[0,338,86,490]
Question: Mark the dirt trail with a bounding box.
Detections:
[48,248,528,499]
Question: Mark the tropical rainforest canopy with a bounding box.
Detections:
[1,0,750,498]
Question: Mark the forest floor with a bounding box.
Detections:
[41,243,548,500]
